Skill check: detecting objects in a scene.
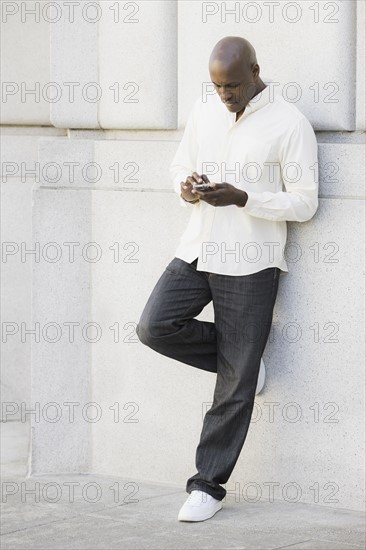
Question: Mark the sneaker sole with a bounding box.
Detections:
[178,503,223,522]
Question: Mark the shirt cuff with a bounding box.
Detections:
[173,178,187,207]
[239,191,276,219]
[179,194,188,207]
[242,191,259,211]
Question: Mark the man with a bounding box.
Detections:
[136,36,318,522]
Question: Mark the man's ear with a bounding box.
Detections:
[252,64,260,79]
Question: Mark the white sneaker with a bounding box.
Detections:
[178,490,223,522]
[255,358,266,395]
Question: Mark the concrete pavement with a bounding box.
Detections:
[1,421,365,550]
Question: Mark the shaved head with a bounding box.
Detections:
[208,36,265,121]
[209,36,257,70]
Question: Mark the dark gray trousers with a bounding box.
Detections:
[136,256,280,501]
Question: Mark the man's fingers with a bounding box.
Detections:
[191,172,203,184]
[195,188,216,198]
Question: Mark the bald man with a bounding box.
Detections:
[136,36,318,522]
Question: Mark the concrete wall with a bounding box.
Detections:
[1,0,364,511]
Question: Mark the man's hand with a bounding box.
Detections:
[180,172,209,203]
[191,182,248,207]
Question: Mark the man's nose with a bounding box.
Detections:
[220,89,233,102]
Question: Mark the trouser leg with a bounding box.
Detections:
[186,267,281,500]
[136,257,218,373]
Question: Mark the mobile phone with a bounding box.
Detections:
[193,183,211,191]
[193,174,211,191]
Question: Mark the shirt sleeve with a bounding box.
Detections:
[169,99,201,208]
[243,116,319,222]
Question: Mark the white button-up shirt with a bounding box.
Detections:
[169,78,319,276]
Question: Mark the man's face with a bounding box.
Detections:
[209,58,258,114]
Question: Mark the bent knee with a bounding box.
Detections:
[136,317,173,346]
[136,320,151,346]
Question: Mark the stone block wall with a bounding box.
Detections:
[1,0,364,510]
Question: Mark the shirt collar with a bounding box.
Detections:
[245,77,273,114]
[225,77,275,121]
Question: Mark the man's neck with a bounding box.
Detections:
[235,80,267,122]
